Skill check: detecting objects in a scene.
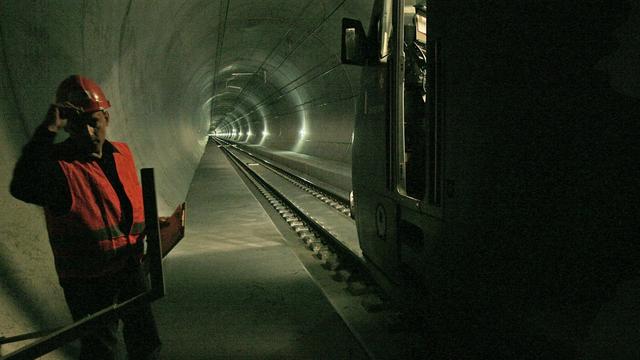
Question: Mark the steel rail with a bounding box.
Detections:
[215,138,366,274]
[216,138,350,209]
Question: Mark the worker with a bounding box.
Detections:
[10,75,161,359]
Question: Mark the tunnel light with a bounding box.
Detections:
[247,131,253,136]
[299,129,306,137]
[262,130,269,136]
[231,71,267,84]
[227,85,242,90]
[239,132,244,136]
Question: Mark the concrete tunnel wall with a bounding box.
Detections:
[0,0,370,356]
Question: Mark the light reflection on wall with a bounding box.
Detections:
[292,89,309,153]
[258,105,270,146]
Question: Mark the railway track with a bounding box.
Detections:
[215,137,364,274]
[213,137,430,359]
[218,139,352,215]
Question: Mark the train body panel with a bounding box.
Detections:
[345,0,640,357]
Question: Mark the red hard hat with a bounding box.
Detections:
[55,75,111,113]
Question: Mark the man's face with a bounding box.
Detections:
[66,110,110,156]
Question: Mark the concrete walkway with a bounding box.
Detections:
[153,142,367,359]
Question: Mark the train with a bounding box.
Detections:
[342,0,639,358]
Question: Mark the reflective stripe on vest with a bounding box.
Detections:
[45,142,146,279]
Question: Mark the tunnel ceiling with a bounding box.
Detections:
[1,0,370,142]
[0,0,370,211]
[203,0,367,139]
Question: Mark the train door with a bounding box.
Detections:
[342,0,442,284]
[397,2,442,206]
[399,3,427,200]
[393,0,443,283]
[343,0,401,278]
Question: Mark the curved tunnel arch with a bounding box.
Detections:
[0,1,373,351]
[211,55,313,147]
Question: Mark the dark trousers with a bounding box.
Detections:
[61,265,161,360]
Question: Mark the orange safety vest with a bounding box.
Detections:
[44,142,145,279]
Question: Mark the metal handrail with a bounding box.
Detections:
[1,292,151,360]
[1,168,176,360]
[0,329,63,346]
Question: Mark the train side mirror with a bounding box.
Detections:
[341,18,367,66]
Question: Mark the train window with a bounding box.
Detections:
[415,6,426,44]
[379,0,393,62]
[400,1,427,200]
